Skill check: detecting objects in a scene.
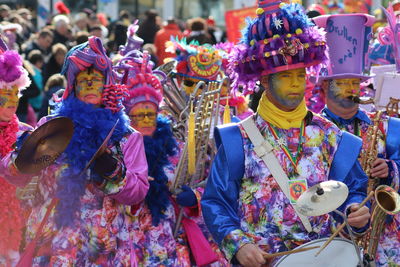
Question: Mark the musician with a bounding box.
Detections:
[314,13,400,266]
[0,38,32,266]
[1,37,149,265]
[117,35,229,264]
[201,1,370,266]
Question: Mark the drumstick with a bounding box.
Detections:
[263,246,320,259]
[314,191,374,257]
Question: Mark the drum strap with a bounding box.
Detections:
[241,116,313,232]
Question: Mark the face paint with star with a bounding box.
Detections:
[75,69,105,106]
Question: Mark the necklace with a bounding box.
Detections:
[266,120,305,174]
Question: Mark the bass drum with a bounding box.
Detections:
[273,238,360,267]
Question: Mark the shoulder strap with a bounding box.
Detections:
[330,131,362,181]
[214,123,245,181]
[240,116,313,232]
[386,117,400,159]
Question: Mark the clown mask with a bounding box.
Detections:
[75,69,105,106]
[262,68,306,110]
[327,78,361,109]
[0,86,19,122]
[129,102,158,136]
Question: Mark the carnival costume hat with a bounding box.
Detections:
[166,37,222,82]
[61,36,125,112]
[228,0,329,95]
[313,14,375,83]
[119,20,144,57]
[121,51,165,112]
[0,35,30,91]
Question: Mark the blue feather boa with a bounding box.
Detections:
[143,116,178,226]
[53,97,130,228]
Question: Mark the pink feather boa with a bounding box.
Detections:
[0,115,18,157]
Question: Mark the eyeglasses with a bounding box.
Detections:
[129,112,157,121]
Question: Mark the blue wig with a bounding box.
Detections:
[143,115,178,226]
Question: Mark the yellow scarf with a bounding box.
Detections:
[257,92,308,129]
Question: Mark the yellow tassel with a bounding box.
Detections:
[188,102,196,175]
[223,103,231,124]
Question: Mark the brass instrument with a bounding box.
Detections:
[172,80,223,236]
[360,111,383,194]
[357,111,400,261]
[362,185,400,260]
[385,97,400,117]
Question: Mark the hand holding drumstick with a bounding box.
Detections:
[315,191,374,257]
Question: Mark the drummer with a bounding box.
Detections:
[0,37,32,266]
[1,37,149,265]
[201,1,370,266]
[314,13,400,266]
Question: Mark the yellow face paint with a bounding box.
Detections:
[333,78,361,98]
[262,68,306,109]
[327,78,361,109]
[75,69,105,106]
[129,102,157,136]
[0,86,19,122]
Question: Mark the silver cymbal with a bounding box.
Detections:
[296,181,349,217]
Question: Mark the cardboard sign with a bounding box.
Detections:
[377,72,400,109]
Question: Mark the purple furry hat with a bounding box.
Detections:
[228,0,329,95]
[0,36,30,91]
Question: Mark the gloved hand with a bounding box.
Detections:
[176,185,197,207]
[93,151,118,178]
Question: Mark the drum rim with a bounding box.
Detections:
[274,237,355,264]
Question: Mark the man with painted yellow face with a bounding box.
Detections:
[316,13,400,265]
[128,102,157,136]
[75,68,105,106]
[202,3,371,267]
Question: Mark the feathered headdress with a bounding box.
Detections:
[119,51,165,112]
[0,36,30,91]
[167,37,222,82]
[119,20,144,57]
[228,0,329,95]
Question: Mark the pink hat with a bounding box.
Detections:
[313,14,375,83]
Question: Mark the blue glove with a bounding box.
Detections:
[176,185,197,207]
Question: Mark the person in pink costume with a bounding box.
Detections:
[1,36,149,266]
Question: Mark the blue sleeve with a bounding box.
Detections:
[201,145,242,245]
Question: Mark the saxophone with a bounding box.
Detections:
[358,111,400,261]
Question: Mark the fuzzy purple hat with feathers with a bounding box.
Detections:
[0,36,30,91]
[228,0,329,95]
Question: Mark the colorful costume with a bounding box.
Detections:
[202,1,368,265]
[0,37,32,266]
[119,50,191,266]
[2,37,149,266]
[314,13,400,266]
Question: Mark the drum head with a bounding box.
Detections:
[273,238,359,267]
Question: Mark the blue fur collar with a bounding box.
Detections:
[143,115,178,225]
[53,97,130,228]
